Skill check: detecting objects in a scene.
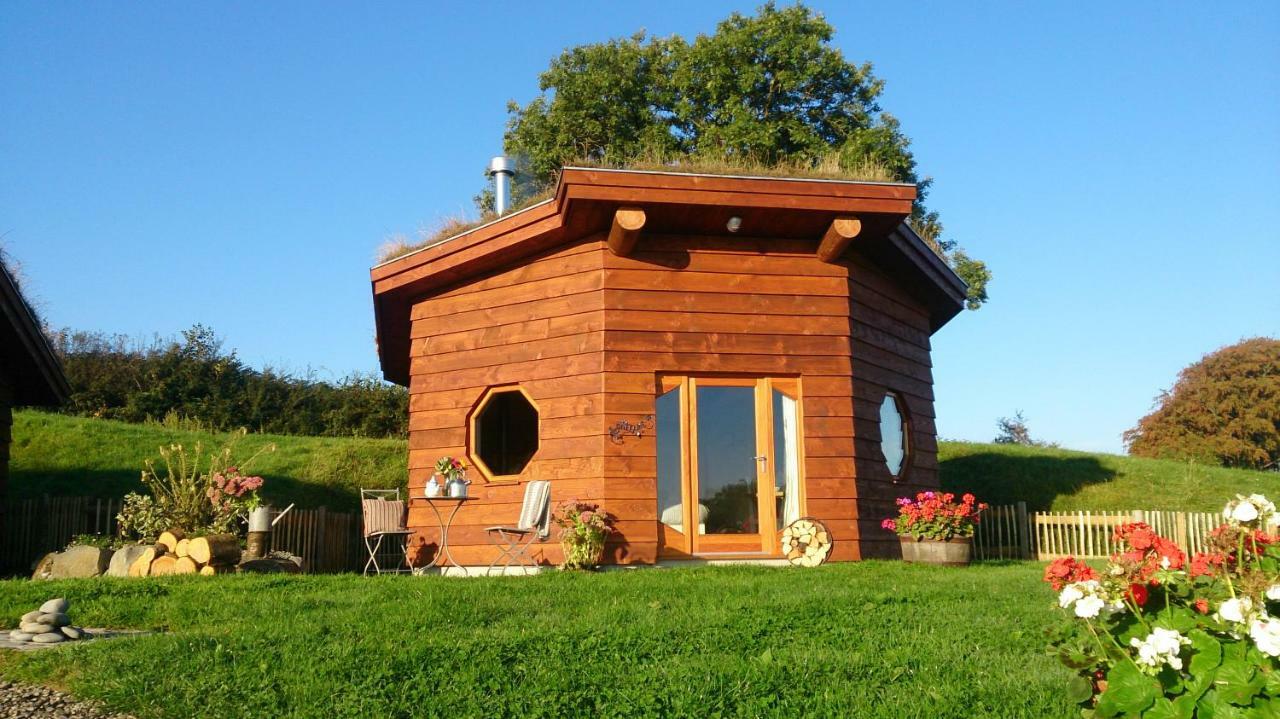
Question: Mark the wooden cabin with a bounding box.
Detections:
[370,168,966,567]
[0,259,70,539]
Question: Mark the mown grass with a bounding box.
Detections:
[939,440,1279,512]
[8,410,406,510]
[0,562,1075,718]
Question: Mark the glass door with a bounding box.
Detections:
[656,376,804,557]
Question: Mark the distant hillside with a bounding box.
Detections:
[7,411,1277,514]
[939,441,1278,513]
[7,410,406,510]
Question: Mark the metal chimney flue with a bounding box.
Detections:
[487,156,515,215]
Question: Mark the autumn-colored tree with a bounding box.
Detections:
[1123,337,1280,469]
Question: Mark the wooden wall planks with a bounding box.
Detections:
[403,230,942,567]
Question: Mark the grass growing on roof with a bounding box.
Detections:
[0,562,1076,718]
[373,149,899,264]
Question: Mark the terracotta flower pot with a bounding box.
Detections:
[899,536,971,566]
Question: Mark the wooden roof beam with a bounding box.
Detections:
[815,216,862,263]
[607,207,646,257]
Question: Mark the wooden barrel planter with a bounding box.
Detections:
[899,537,972,567]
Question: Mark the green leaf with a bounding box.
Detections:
[1145,698,1181,719]
[1200,688,1250,718]
[1097,662,1159,716]
[1191,629,1225,675]
[1219,659,1267,706]
[1067,676,1095,704]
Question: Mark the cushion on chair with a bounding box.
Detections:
[362,499,407,537]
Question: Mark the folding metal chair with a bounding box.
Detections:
[361,488,412,575]
[484,480,551,576]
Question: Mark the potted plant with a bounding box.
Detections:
[882,491,987,566]
[552,500,615,570]
[431,456,468,497]
[1043,493,1280,715]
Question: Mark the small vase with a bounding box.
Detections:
[899,536,971,567]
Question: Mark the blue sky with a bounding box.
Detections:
[2,2,1277,453]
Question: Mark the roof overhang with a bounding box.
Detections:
[0,262,70,406]
[371,167,967,385]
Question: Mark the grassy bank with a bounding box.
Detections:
[8,410,406,510]
[939,440,1278,512]
[0,562,1075,718]
[10,410,1277,514]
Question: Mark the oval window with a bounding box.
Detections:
[879,394,908,479]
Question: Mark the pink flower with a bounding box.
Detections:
[881,519,897,531]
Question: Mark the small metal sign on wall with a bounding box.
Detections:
[608,415,654,444]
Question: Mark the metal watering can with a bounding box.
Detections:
[447,477,472,498]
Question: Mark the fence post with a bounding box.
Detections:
[316,507,328,574]
[1016,502,1030,559]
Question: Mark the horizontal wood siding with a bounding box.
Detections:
[406,237,608,567]
[402,230,941,567]
[600,234,859,563]
[848,255,942,559]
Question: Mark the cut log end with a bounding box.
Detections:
[815,216,862,263]
[157,530,186,553]
[606,207,647,257]
[189,535,242,566]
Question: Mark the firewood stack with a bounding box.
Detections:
[128,530,241,577]
[780,517,833,567]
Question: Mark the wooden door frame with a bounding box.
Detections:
[656,374,806,559]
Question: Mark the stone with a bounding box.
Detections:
[50,546,112,579]
[60,626,86,640]
[39,612,71,627]
[20,622,55,635]
[31,632,65,644]
[20,610,41,623]
[106,544,151,578]
[8,631,33,642]
[39,597,70,614]
[31,552,56,580]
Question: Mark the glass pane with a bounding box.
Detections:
[880,394,906,476]
[656,386,684,532]
[773,389,800,530]
[695,385,759,535]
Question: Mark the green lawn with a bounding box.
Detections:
[8,410,406,510]
[10,410,1278,514]
[0,562,1075,718]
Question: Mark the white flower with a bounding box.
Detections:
[1218,596,1255,624]
[1232,501,1259,523]
[1224,494,1275,526]
[1075,595,1106,619]
[1059,583,1086,609]
[1129,628,1191,672]
[1250,616,1280,657]
[1267,585,1280,601]
[1160,556,1172,570]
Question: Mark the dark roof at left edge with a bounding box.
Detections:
[0,260,70,405]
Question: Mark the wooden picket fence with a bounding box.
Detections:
[0,496,371,575]
[973,505,1238,561]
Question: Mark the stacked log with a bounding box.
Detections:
[128,531,242,577]
[780,517,834,567]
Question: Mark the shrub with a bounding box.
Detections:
[1124,337,1280,470]
[1044,493,1280,716]
[881,491,988,540]
[552,500,615,570]
[118,432,273,538]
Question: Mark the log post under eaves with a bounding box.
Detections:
[816,216,862,263]
[607,207,647,257]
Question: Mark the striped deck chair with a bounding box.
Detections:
[485,480,551,576]
[361,489,412,575]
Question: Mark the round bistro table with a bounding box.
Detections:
[419,496,473,576]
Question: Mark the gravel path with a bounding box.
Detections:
[0,680,136,719]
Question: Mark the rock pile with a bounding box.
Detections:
[7,598,91,645]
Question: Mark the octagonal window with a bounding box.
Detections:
[879,393,908,479]
[472,388,539,478]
